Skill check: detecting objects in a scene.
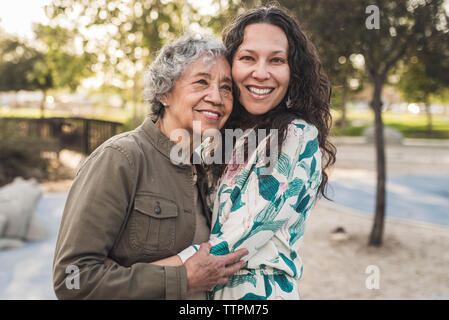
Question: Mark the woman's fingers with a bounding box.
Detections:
[198,242,212,254]
[217,277,228,286]
[221,247,248,266]
[224,260,246,277]
[185,243,248,294]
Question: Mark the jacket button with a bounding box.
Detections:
[154,205,161,214]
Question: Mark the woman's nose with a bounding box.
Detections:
[252,62,270,81]
[204,86,223,106]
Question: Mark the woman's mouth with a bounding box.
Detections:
[196,110,221,121]
[246,86,274,97]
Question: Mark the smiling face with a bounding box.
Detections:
[232,23,290,115]
[160,54,233,140]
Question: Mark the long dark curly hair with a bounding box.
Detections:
[208,5,336,200]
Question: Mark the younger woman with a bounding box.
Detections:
[178,6,336,300]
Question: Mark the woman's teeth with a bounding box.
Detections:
[202,111,220,119]
[248,86,273,95]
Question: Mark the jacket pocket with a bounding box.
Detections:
[129,193,178,254]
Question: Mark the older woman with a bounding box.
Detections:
[52,35,248,300]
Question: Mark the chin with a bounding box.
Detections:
[241,100,277,115]
[244,107,272,116]
[202,123,220,133]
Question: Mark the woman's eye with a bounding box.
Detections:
[271,57,286,64]
[196,79,208,85]
[221,85,232,92]
[240,55,254,61]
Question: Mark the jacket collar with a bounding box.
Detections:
[140,117,205,168]
[139,117,179,162]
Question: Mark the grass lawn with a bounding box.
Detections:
[0,106,133,124]
[2,106,449,139]
[331,110,449,139]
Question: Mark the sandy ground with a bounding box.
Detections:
[299,201,449,299]
[299,138,449,299]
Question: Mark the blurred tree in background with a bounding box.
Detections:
[397,60,446,135]
[0,35,51,95]
[45,0,198,126]
[396,1,449,136]
[0,24,93,117]
[29,24,95,117]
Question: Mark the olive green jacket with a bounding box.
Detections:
[53,117,211,299]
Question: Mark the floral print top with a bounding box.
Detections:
[178,119,322,299]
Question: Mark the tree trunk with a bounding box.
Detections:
[368,75,386,247]
[425,103,432,136]
[40,90,47,118]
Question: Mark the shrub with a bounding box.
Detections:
[0,123,57,187]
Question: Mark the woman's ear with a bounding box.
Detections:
[158,94,168,107]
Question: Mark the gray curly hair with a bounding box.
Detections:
[143,34,227,120]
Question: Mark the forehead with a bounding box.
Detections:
[182,54,231,78]
[239,23,288,53]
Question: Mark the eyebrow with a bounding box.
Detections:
[222,76,232,84]
[195,72,212,78]
[238,49,287,55]
[195,72,232,84]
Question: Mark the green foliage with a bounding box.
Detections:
[331,123,368,137]
[397,59,444,107]
[0,36,50,92]
[331,121,449,139]
[330,111,449,139]
[386,122,449,139]
[430,87,449,105]
[29,24,95,93]
[0,23,92,100]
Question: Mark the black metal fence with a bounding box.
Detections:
[0,117,123,154]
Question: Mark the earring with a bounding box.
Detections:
[160,95,168,107]
[286,95,293,109]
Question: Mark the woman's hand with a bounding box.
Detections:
[184,242,248,294]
